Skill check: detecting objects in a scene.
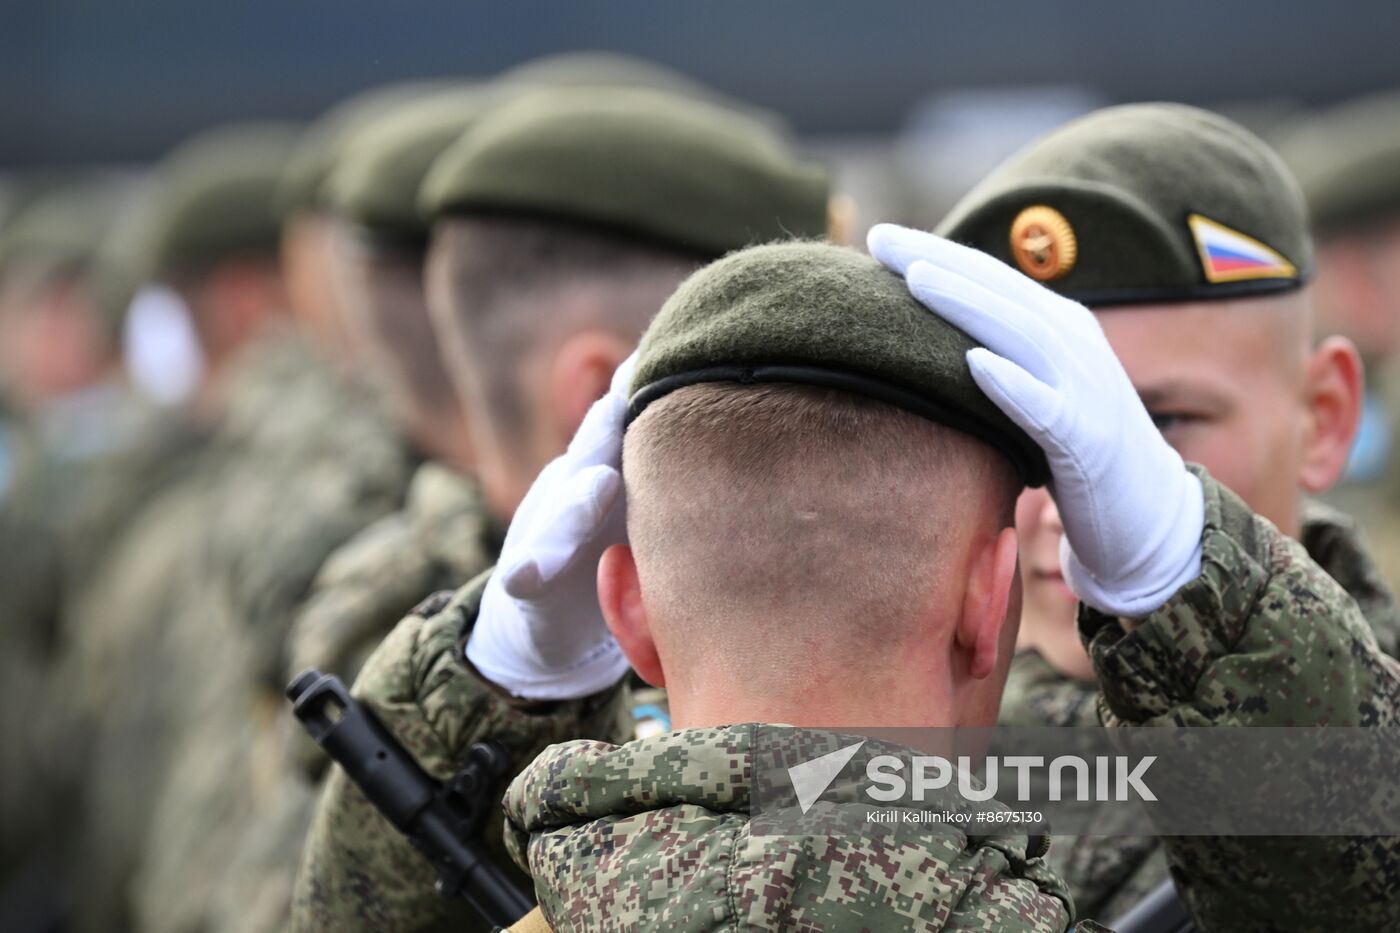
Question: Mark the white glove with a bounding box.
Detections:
[868,224,1203,617]
[465,355,636,699]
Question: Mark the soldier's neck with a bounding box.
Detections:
[666,662,962,730]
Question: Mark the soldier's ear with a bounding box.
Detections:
[548,330,634,443]
[598,544,665,687]
[1299,335,1363,494]
[956,526,1020,681]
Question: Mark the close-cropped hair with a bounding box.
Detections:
[622,382,1018,661]
[335,243,460,420]
[430,214,703,433]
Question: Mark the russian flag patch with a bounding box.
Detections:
[1189,214,1297,284]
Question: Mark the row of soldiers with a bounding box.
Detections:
[1,51,1399,932]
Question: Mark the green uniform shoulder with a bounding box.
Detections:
[505,725,1079,932]
[290,570,630,933]
[285,462,498,688]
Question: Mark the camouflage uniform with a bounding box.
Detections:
[207,462,500,933]
[499,471,1400,931]
[128,331,416,933]
[289,570,632,933]
[999,494,1400,921]
[0,382,205,909]
[67,434,224,933]
[505,725,1094,932]
[1001,496,1400,919]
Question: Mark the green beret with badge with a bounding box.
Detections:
[138,122,300,281]
[626,240,1050,486]
[326,85,492,246]
[419,87,830,259]
[939,102,1312,306]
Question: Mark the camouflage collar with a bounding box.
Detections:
[503,725,1075,930]
[504,725,755,836]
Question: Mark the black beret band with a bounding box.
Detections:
[627,364,1047,487]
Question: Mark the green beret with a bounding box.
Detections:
[627,241,1049,486]
[420,88,829,258]
[497,51,717,98]
[1276,92,1400,236]
[326,86,492,243]
[0,177,131,285]
[276,81,450,219]
[939,103,1312,307]
[140,123,300,281]
[494,51,785,131]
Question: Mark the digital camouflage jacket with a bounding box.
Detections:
[289,571,633,933]
[998,495,1400,921]
[503,470,1400,932]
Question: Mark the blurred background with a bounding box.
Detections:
[5,0,1400,224]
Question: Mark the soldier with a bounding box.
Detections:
[274,80,448,365]
[205,86,500,933]
[64,123,300,933]
[931,102,1395,920]
[1278,92,1400,588]
[463,231,1400,931]
[290,85,833,931]
[126,103,433,929]
[0,175,146,925]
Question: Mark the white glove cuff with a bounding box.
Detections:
[466,630,631,701]
[1061,470,1205,618]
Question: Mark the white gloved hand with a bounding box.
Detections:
[465,354,637,699]
[868,224,1203,617]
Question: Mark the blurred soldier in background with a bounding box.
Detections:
[939,103,1391,923]
[275,80,453,369]
[125,94,433,929]
[1280,92,1400,588]
[64,123,300,933]
[206,84,500,933]
[0,174,149,931]
[291,83,833,932]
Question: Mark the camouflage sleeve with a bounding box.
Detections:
[1080,466,1400,932]
[290,569,632,933]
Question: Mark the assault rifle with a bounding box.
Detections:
[287,669,534,928]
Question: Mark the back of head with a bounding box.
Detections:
[620,242,1035,710]
[939,102,1312,307]
[626,383,1013,668]
[421,87,833,515]
[321,86,493,469]
[429,214,700,431]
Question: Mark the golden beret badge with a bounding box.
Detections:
[1010,205,1077,282]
